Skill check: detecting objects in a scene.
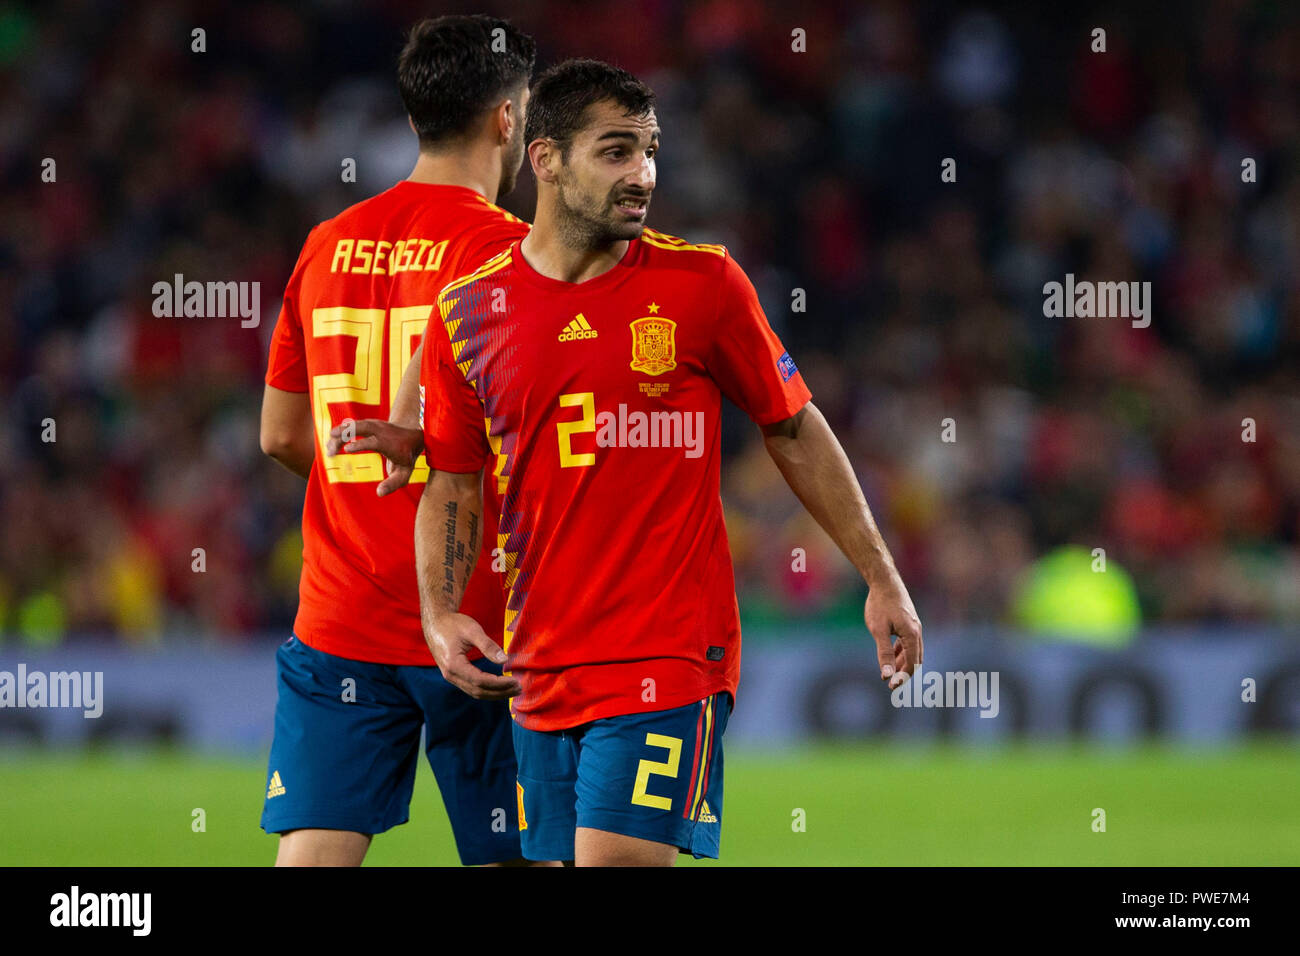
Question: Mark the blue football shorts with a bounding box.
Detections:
[511,691,731,862]
[260,635,521,865]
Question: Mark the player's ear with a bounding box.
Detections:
[498,84,528,146]
[494,98,515,146]
[529,138,559,184]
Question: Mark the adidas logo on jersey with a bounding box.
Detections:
[266,770,285,799]
[558,314,598,341]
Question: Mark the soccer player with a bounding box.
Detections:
[257,15,542,866]
[414,59,924,866]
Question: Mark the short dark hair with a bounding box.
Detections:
[524,59,656,158]
[397,15,536,148]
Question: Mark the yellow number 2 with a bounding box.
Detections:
[630,733,682,811]
[312,307,384,484]
[556,391,596,467]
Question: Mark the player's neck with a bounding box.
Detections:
[407,149,500,204]
[520,231,628,285]
[521,208,629,285]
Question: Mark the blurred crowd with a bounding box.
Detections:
[1,0,1297,645]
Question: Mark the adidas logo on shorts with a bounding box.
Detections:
[698,798,717,824]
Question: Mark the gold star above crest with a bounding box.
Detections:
[647,302,660,313]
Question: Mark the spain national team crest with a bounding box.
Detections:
[629,316,677,376]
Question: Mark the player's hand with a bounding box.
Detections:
[425,611,521,701]
[864,571,923,691]
[326,419,425,497]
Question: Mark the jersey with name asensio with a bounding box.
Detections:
[422,229,812,730]
[266,181,528,665]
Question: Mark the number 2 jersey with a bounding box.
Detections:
[422,230,812,730]
[265,181,528,665]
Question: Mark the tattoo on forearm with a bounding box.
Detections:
[439,501,481,601]
[441,501,458,599]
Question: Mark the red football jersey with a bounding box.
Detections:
[266,181,528,665]
[422,229,812,729]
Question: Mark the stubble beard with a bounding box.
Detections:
[553,173,645,251]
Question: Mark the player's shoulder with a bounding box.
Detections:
[322,184,407,230]
[296,185,403,257]
[436,244,517,306]
[465,191,529,229]
[418,187,528,247]
[637,227,730,273]
[306,183,521,241]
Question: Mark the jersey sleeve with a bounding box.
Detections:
[421,296,491,472]
[265,230,319,392]
[706,252,812,425]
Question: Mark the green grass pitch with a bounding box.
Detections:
[2,743,1296,865]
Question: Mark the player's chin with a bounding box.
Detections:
[607,218,647,240]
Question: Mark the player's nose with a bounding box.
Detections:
[626,156,655,192]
